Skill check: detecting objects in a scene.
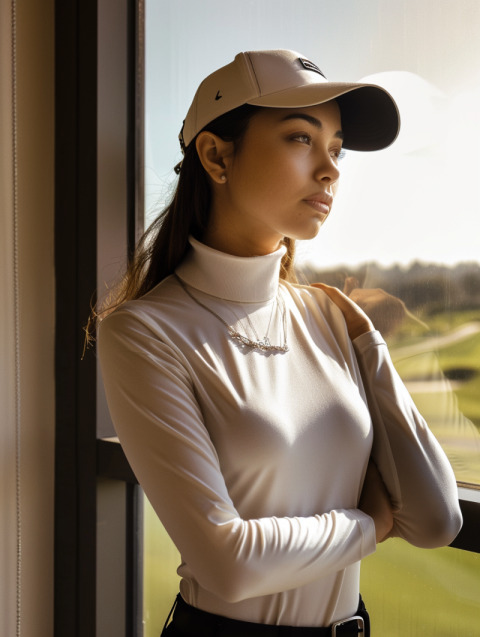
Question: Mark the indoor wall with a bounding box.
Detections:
[0,0,55,635]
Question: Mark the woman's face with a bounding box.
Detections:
[198,100,344,255]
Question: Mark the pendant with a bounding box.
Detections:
[228,328,289,352]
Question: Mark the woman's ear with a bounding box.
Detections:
[195,132,233,184]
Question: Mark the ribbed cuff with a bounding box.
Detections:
[352,509,377,558]
[352,330,385,356]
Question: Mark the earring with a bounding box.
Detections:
[220,174,226,181]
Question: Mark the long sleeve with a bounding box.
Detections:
[352,330,463,548]
[98,308,376,604]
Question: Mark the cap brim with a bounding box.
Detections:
[247,82,400,151]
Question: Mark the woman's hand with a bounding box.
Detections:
[310,281,375,341]
[358,459,394,543]
[343,277,408,337]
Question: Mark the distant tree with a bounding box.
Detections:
[461,272,480,297]
[298,260,480,313]
[396,279,447,309]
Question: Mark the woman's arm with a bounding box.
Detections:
[311,283,463,548]
[98,307,376,604]
[352,330,462,547]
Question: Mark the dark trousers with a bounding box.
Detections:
[161,594,370,637]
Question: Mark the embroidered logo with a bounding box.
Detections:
[215,90,222,101]
[299,58,326,79]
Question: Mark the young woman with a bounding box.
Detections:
[96,50,462,636]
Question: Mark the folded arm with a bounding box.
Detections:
[353,330,463,548]
[310,282,462,548]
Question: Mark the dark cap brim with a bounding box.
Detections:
[247,82,400,151]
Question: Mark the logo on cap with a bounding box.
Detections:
[299,58,326,79]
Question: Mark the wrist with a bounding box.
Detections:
[348,321,375,341]
[374,511,394,543]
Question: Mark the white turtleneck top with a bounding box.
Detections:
[98,236,461,627]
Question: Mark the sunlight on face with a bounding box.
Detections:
[228,101,343,244]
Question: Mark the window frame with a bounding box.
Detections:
[54,0,144,635]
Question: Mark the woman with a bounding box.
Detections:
[96,50,462,636]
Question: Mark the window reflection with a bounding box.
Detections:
[300,261,480,485]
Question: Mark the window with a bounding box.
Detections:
[141,1,480,635]
[52,2,480,636]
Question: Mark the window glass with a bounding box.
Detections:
[144,1,480,634]
[145,0,480,487]
[361,539,480,634]
[143,496,180,637]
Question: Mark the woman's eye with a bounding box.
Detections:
[292,134,312,144]
[331,148,346,161]
[290,135,346,160]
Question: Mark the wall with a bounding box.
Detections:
[0,0,55,635]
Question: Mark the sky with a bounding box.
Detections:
[144,0,480,268]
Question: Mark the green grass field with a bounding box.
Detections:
[361,540,480,636]
[143,500,181,637]
[143,312,480,636]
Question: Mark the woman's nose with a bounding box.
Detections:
[313,152,340,185]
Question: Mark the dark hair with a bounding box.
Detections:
[85,103,298,348]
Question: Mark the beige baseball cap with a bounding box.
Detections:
[179,49,400,154]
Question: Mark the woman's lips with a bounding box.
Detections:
[303,199,330,215]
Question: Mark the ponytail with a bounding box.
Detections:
[85,103,297,349]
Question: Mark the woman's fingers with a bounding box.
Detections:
[310,282,374,341]
[310,282,354,313]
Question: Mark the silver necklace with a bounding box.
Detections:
[175,274,289,352]
[222,296,277,348]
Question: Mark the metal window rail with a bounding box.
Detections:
[97,438,480,555]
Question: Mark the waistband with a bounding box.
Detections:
[165,593,370,637]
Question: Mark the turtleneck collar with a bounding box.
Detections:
[174,235,287,303]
